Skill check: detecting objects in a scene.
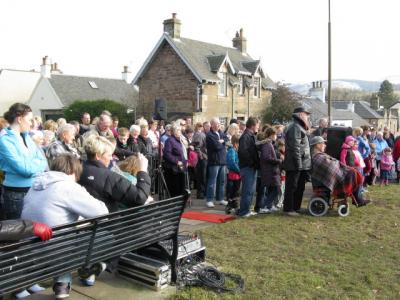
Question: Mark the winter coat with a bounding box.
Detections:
[283,114,311,171]
[356,136,370,159]
[380,153,394,171]
[138,135,153,157]
[163,135,187,169]
[226,147,240,173]
[79,160,151,212]
[238,129,259,169]
[22,171,108,227]
[192,131,207,160]
[260,139,282,187]
[206,130,228,166]
[0,219,34,241]
[0,128,48,188]
[373,138,389,161]
[114,139,136,161]
[340,143,355,167]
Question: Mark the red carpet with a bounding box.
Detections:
[182,211,236,223]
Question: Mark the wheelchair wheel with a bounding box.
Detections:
[308,197,329,217]
[338,204,350,217]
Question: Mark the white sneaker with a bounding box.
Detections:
[259,208,271,214]
[241,211,257,218]
[216,200,228,206]
[270,206,279,212]
[206,202,215,208]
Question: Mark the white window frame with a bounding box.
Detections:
[218,72,227,97]
[253,77,260,98]
[237,75,244,95]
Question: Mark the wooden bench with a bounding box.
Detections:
[0,194,188,297]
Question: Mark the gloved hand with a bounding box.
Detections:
[32,222,53,241]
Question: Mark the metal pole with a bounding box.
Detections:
[328,0,332,126]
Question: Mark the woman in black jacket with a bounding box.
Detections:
[79,135,151,212]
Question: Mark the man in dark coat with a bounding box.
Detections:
[205,118,228,208]
[237,116,260,217]
[283,107,312,216]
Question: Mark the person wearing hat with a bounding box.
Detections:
[282,106,312,216]
[310,136,370,206]
[340,135,357,166]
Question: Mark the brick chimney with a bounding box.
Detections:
[370,93,380,110]
[309,81,326,102]
[40,56,51,78]
[121,65,132,83]
[232,28,247,54]
[163,13,181,39]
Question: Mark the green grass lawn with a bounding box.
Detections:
[171,185,400,300]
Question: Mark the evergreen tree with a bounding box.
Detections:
[263,84,300,124]
[378,80,398,108]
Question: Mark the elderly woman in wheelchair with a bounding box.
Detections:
[308,136,370,217]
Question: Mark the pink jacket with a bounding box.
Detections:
[380,153,394,171]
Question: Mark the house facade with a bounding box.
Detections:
[29,57,138,120]
[133,14,275,124]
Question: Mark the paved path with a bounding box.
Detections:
[24,184,313,299]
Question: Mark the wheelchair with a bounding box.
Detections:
[308,179,355,217]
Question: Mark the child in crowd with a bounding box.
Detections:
[276,139,285,208]
[259,127,282,213]
[225,134,241,214]
[340,136,356,166]
[364,143,377,186]
[114,127,135,161]
[118,155,140,185]
[380,147,395,186]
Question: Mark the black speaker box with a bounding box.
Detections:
[154,98,167,121]
[326,127,352,160]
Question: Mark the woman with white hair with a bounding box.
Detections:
[46,123,80,162]
[163,124,187,197]
[79,135,151,212]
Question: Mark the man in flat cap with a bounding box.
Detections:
[283,106,312,216]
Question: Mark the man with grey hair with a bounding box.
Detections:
[205,117,228,207]
[83,113,114,139]
[312,118,328,137]
[46,124,80,162]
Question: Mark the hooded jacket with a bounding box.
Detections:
[283,114,311,171]
[0,128,48,188]
[79,160,151,212]
[21,171,108,227]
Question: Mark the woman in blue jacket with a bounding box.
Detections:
[0,103,48,220]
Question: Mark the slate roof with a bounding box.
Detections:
[48,74,138,107]
[133,34,276,89]
[332,100,382,119]
[302,98,370,127]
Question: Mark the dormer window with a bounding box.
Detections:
[253,77,260,98]
[218,72,227,96]
[237,75,244,95]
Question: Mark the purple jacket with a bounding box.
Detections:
[163,135,187,169]
[260,140,281,187]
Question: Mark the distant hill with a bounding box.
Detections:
[288,79,400,95]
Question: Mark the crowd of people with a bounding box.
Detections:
[0,102,399,298]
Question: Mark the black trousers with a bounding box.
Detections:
[283,170,308,212]
[164,167,186,198]
[195,159,207,197]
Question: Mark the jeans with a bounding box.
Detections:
[238,167,257,216]
[206,165,226,202]
[263,186,279,209]
[1,188,28,220]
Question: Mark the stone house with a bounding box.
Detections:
[132,14,275,125]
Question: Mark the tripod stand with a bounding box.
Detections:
[152,127,170,200]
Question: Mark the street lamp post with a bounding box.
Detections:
[327,0,332,126]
